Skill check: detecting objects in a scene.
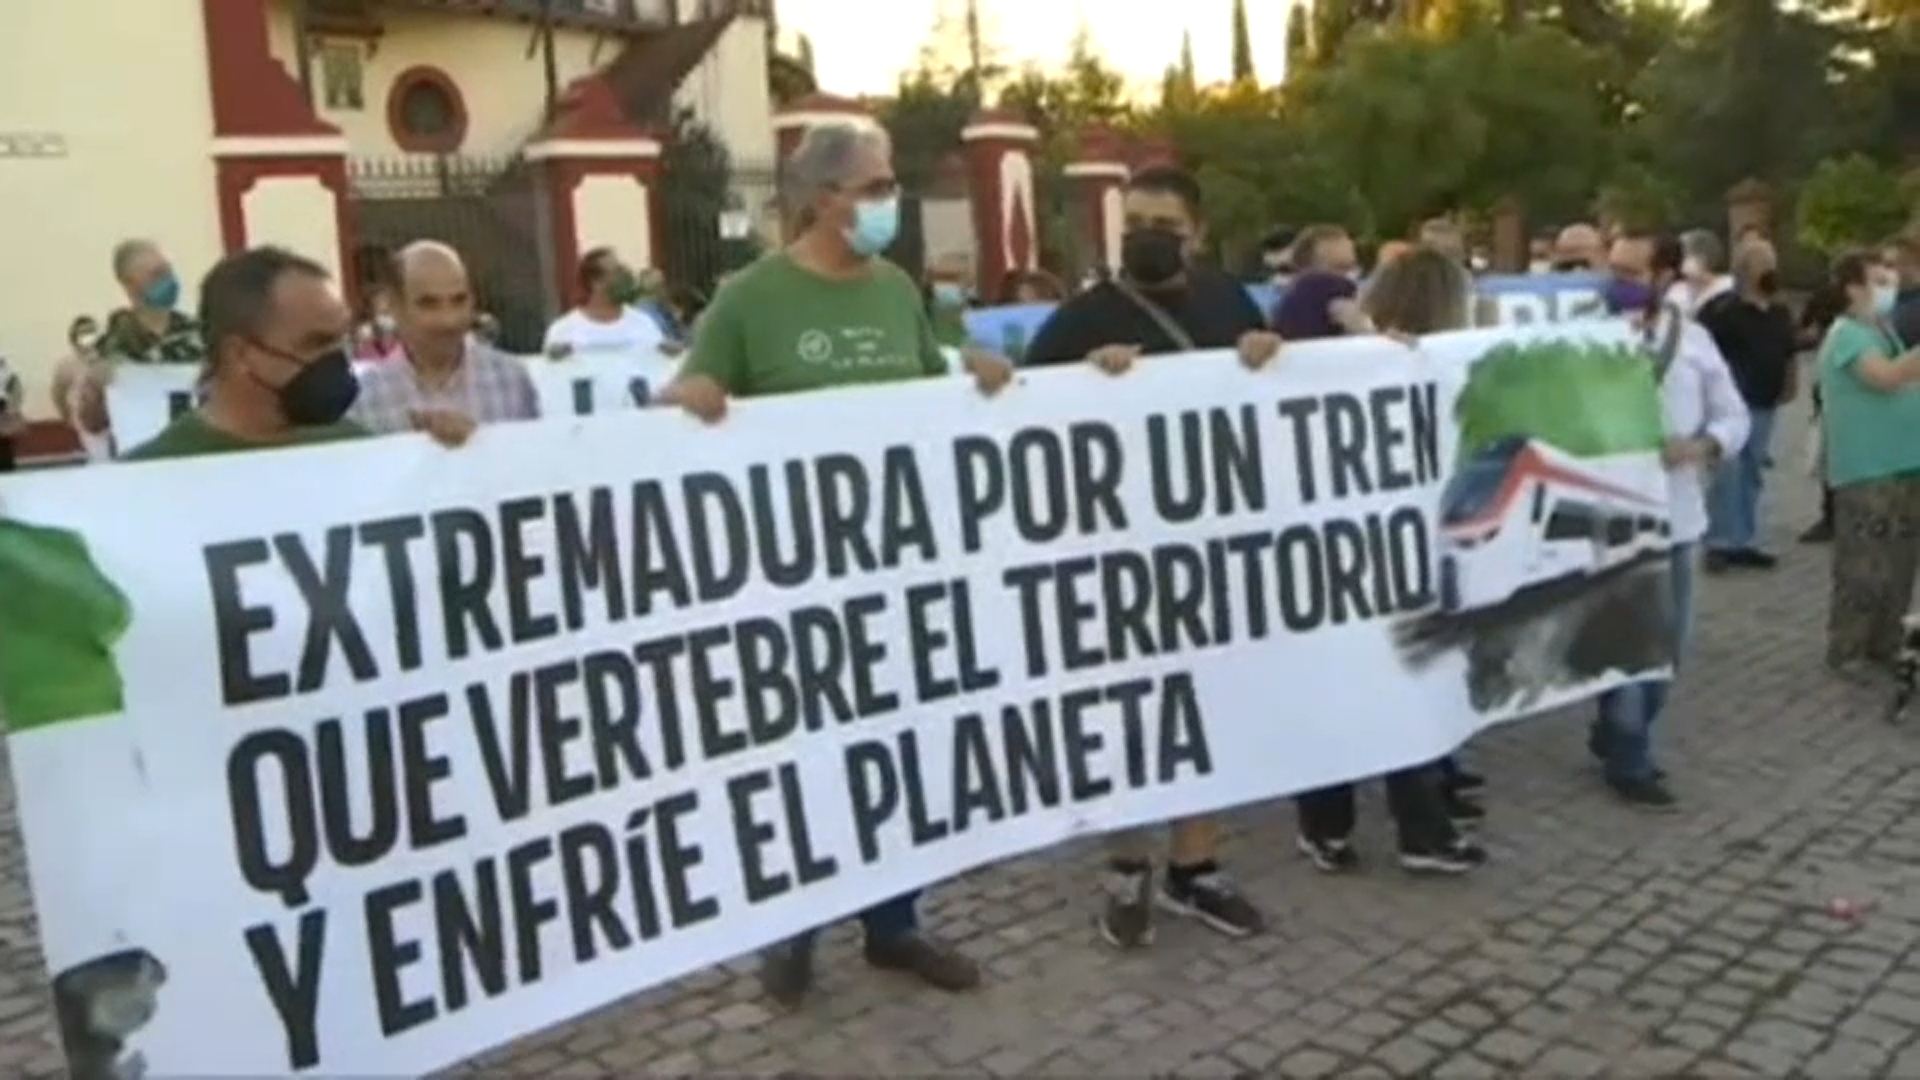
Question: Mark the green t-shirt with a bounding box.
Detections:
[1818,315,1920,487]
[931,304,970,349]
[122,412,368,461]
[680,252,948,398]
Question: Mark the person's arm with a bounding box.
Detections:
[1022,297,1097,367]
[915,303,950,377]
[658,278,748,405]
[1836,321,1920,392]
[1691,328,1750,462]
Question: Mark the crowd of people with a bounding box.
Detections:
[2,120,1916,1012]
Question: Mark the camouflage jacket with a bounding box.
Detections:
[96,308,204,365]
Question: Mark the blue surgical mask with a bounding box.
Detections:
[1602,277,1655,315]
[846,197,900,258]
[142,272,180,311]
[932,282,966,308]
[1875,284,1898,315]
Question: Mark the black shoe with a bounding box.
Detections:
[1608,776,1679,810]
[1704,550,1733,573]
[1399,838,1489,874]
[1727,548,1778,569]
[1095,866,1155,949]
[1800,520,1833,544]
[1445,791,1486,826]
[1158,869,1266,938]
[1445,767,1487,793]
[863,932,981,991]
[1296,835,1361,873]
[758,936,816,1006]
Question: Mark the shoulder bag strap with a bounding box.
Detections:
[1110,278,1199,353]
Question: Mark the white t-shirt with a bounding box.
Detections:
[543,307,667,355]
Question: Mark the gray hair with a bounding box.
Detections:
[780,122,888,227]
[1679,229,1726,274]
[111,239,158,282]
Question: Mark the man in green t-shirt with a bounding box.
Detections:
[661,121,1011,1006]
[123,246,371,460]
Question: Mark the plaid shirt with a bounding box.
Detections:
[348,341,540,435]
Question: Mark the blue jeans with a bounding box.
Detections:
[1706,408,1776,551]
[1595,544,1697,784]
[790,891,920,947]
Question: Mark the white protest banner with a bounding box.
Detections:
[0,322,1676,1077]
[101,363,201,455]
[523,349,683,416]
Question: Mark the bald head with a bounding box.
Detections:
[1554,224,1603,270]
[393,240,475,362]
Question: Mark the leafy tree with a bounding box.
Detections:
[1795,153,1910,253]
[659,110,750,294]
[1163,30,1201,108]
[1285,6,1312,78]
[878,69,973,193]
[1231,0,1258,83]
[1626,0,1847,225]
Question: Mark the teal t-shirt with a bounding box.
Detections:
[679,252,947,398]
[1818,315,1920,487]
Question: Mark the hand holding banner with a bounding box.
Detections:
[0,323,1672,1077]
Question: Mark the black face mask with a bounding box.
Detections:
[1121,228,1186,288]
[275,348,360,426]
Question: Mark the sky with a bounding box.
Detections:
[777,0,1295,99]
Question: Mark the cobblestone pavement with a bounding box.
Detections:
[5,400,1920,1078]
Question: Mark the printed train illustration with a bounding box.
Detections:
[1436,435,1668,614]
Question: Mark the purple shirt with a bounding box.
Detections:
[1271,270,1358,341]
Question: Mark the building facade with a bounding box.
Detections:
[0,0,776,435]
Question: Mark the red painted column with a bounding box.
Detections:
[1065,126,1130,276]
[198,0,353,293]
[961,110,1041,299]
[530,76,667,302]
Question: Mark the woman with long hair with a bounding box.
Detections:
[1817,250,1920,675]
[1292,246,1490,877]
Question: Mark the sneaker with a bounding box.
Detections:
[1727,548,1778,569]
[1704,550,1733,574]
[1399,839,1489,874]
[863,932,981,991]
[1799,520,1833,544]
[1444,767,1487,793]
[1158,870,1266,938]
[1608,775,1679,810]
[1445,791,1486,826]
[757,935,816,1006]
[1095,866,1155,949]
[1296,835,1361,873]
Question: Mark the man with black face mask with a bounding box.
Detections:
[1023,165,1281,953]
[122,247,369,460]
[1025,166,1279,377]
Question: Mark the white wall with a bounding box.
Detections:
[674,16,777,174]
[0,0,223,416]
[264,4,612,159]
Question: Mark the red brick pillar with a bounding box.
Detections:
[528,76,665,306]
[962,110,1042,299]
[1065,126,1129,275]
[198,0,352,293]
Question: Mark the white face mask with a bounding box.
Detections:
[1874,284,1898,314]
